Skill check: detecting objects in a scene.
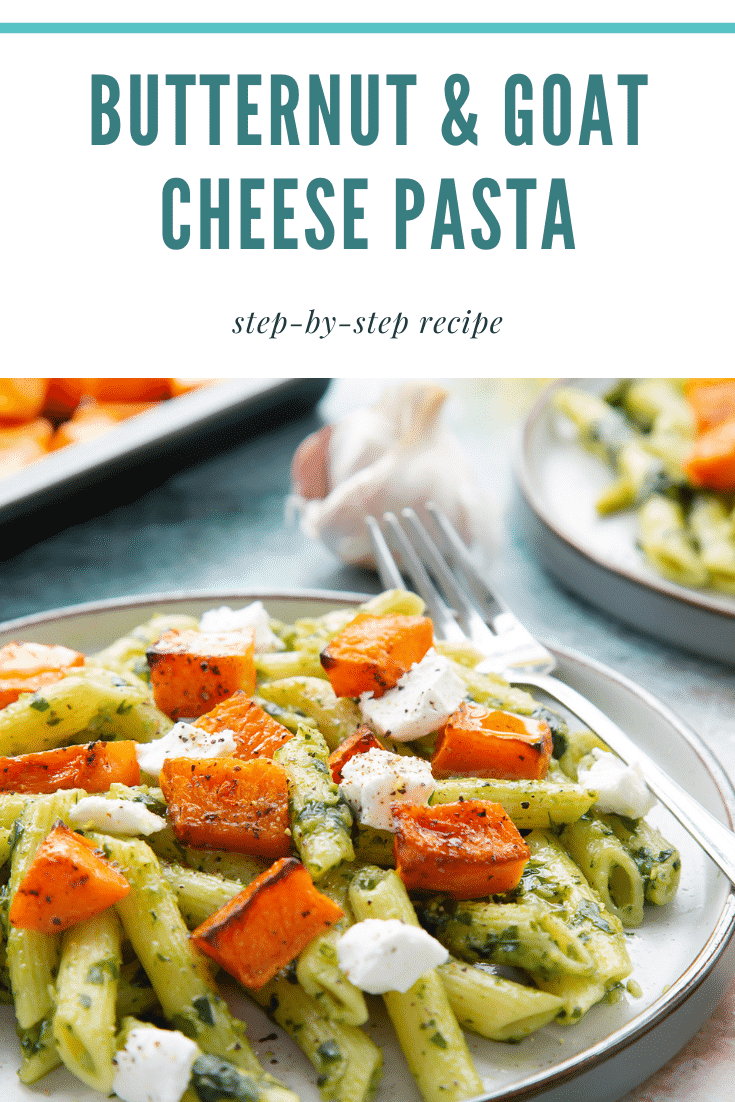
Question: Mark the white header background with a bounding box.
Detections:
[1,28,732,373]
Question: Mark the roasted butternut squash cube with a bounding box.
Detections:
[0,418,54,476]
[0,641,85,709]
[393,800,530,899]
[685,378,735,433]
[50,399,157,450]
[684,414,735,492]
[0,379,49,423]
[0,740,140,794]
[320,614,433,698]
[432,703,553,781]
[191,856,344,988]
[195,692,292,759]
[146,629,256,720]
[159,756,291,860]
[8,822,130,933]
[328,724,384,783]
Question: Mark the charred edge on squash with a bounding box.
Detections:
[195,857,304,943]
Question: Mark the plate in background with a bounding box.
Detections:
[0,589,732,1102]
[516,378,735,666]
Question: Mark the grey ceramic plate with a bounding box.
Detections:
[516,378,735,666]
[0,589,733,1102]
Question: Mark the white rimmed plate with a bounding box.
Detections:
[0,589,733,1102]
[516,379,735,666]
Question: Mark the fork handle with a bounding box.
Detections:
[519,673,735,889]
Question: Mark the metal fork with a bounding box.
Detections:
[365,503,735,888]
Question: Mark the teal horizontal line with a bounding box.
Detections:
[0,22,734,33]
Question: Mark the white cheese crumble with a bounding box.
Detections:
[136,720,237,778]
[199,602,285,652]
[359,649,466,742]
[339,747,436,831]
[336,919,449,994]
[68,796,165,836]
[577,749,657,819]
[112,1026,200,1102]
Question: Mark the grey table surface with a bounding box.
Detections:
[1,376,733,1100]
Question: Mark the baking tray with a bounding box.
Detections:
[0,377,330,552]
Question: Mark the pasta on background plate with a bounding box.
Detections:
[553,378,735,594]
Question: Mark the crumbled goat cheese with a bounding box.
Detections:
[68,796,165,836]
[359,649,466,742]
[336,919,449,994]
[199,602,285,652]
[339,747,436,831]
[112,1026,200,1102]
[578,748,657,819]
[136,721,237,778]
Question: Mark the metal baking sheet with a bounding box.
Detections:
[0,378,330,528]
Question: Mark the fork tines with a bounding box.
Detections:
[365,505,494,642]
[365,505,557,676]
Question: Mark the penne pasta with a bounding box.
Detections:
[7,791,82,1031]
[437,958,563,1042]
[431,776,597,828]
[274,724,355,880]
[637,494,709,587]
[0,667,170,757]
[0,590,683,1102]
[349,867,483,1102]
[249,975,382,1102]
[521,832,632,1022]
[53,908,123,1092]
[257,676,363,751]
[688,493,735,593]
[561,814,645,927]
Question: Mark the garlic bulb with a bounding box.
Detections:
[288,382,492,567]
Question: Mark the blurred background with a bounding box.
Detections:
[0,377,548,613]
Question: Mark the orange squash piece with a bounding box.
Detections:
[320,614,434,698]
[87,379,170,403]
[8,821,130,933]
[393,800,530,900]
[0,740,140,795]
[685,379,735,433]
[328,725,383,783]
[0,416,53,447]
[684,379,733,390]
[191,856,344,989]
[159,756,291,860]
[684,415,735,492]
[47,383,170,414]
[168,379,218,397]
[0,418,54,475]
[0,641,85,709]
[194,692,293,759]
[50,399,157,450]
[44,379,89,419]
[146,629,256,720]
[0,419,54,450]
[0,380,49,423]
[432,703,553,781]
[0,425,53,475]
